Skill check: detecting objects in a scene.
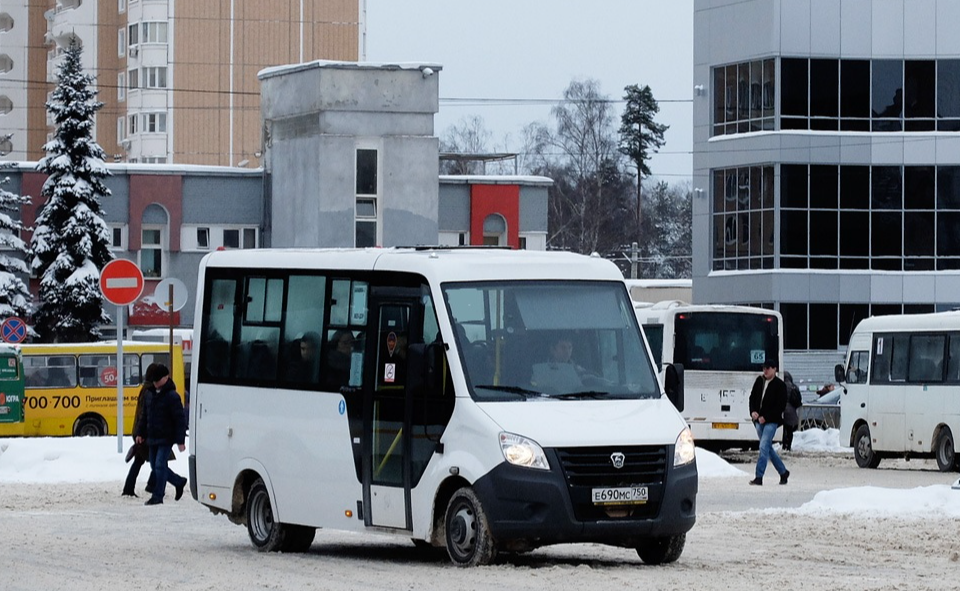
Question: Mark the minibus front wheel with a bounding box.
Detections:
[854,424,881,469]
[245,478,315,553]
[934,427,958,473]
[636,533,686,565]
[444,487,497,566]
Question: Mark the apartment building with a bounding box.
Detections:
[693,0,960,356]
[1,0,361,165]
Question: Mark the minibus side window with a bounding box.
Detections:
[907,334,945,383]
[202,278,238,378]
[282,275,327,386]
[872,333,909,383]
[947,335,960,383]
[846,350,869,383]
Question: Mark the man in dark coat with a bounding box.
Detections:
[748,358,790,486]
[134,364,187,505]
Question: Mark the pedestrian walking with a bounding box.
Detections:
[748,358,790,486]
[134,363,188,505]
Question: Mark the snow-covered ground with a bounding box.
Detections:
[3,428,957,515]
[3,429,960,590]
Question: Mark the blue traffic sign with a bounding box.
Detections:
[1,317,27,343]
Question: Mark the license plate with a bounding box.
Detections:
[712,422,739,429]
[592,486,648,505]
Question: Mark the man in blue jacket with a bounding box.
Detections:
[748,358,790,486]
[134,364,188,505]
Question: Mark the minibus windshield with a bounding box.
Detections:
[443,281,661,401]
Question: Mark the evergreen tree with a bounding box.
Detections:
[619,84,669,235]
[31,41,114,342]
[0,163,34,322]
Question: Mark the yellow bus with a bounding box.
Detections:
[0,341,185,437]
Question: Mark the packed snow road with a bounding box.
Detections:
[2,451,957,591]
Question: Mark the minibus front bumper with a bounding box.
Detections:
[471,446,697,546]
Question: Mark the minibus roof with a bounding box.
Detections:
[200,247,625,283]
[855,310,960,334]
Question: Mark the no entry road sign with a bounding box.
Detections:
[99,259,144,306]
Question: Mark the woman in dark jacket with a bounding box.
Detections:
[122,363,159,497]
[781,371,803,451]
[134,364,188,505]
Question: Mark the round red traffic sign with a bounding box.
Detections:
[99,259,144,306]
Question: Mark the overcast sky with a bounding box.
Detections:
[364,1,694,182]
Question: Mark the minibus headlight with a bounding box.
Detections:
[674,427,696,466]
[500,432,550,470]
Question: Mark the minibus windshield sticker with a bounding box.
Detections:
[750,349,764,363]
[877,337,883,355]
[384,363,396,383]
[350,283,368,325]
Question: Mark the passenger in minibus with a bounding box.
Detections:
[287,331,321,383]
[323,329,354,389]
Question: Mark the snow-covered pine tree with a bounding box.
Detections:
[0,163,33,323]
[31,41,114,342]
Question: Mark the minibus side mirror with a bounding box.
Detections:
[834,363,846,383]
[665,363,684,412]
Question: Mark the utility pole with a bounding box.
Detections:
[630,242,639,279]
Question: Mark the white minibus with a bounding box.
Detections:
[634,300,783,451]
[835,311,960,472]
[189,248,697,566]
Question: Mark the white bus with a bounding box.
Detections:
[634,300,783,451]
[834,311,960,472]
[189,248,697,566]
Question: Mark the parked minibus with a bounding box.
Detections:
[634,300,783,450]
[190,248,697,566]
[0,342,185,437]
[835,311,960,472]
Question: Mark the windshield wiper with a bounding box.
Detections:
[474,385,543,399]
[542,390,612,400]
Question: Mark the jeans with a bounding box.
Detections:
[148,444,187,502]
[754,421,787,479]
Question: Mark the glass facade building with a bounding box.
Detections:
[693,0,960,355]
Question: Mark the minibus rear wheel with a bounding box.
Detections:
[854,424,881,469]
[246,478,315,552]
[934,427,958,473]
[636,533,685,565]
[73,416,105,437]
[444,487,497,566]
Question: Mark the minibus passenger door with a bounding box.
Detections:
[362,291,421,531]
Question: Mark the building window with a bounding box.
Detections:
[197,227,210,249]
[128,114,138,135]
[142,112,166,133]
[118,0,126,13]
[713,58,775,135]
[716,164,960,272]
[142,67,167,89]
[355,148,379,247]
[223,228,257,249]
[117,72,125,101]
[711,165,775,270]
[140,227,164,278]
[140,22,168,44]
[109,225,128,250]
[118,28,126,56]
[128,68,138,89]
[116,117,125,144]
[127,23,139,46]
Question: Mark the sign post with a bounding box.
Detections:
[0,317,28,344]
[153,278,188,368]
[99,259,144,453]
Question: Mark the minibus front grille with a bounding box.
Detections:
[555,445,667,522]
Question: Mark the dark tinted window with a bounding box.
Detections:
[841,60,871,118]
[810,165,838,209]
[905,60,936,119]
[871,166,902,209]
[904,166,935,209]
[810,59,838,118]
[872,60,904,118]
[673,312,779,371]
[937,60,960,118]
[781,165,808,208]
[781,59,808,116]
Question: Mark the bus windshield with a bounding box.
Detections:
[673,311,779,372]
[443,281,660,401]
